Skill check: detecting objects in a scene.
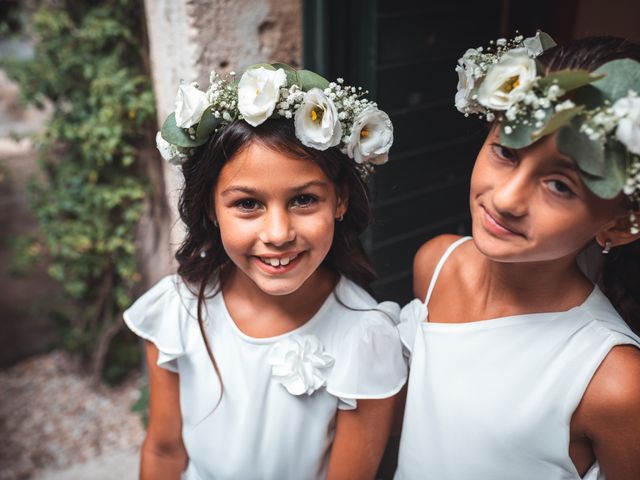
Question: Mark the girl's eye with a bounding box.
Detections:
[291,194,317,208]
[491,143,517,162]
[547,179,574,197]
[235,199,260,211]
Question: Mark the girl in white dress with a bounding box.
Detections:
[396,34,640,479]
[124,65,406,479]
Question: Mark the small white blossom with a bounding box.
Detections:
[612,91,640,155]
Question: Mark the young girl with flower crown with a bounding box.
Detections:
[395,34,640,480]
[124,64,405,480]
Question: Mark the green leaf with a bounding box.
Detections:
[592,59,640,103]
[195,108,222,143]
[556,120,606,177]
[297,69,330,91]
[537,31,557,51]
[531,105,584,141]
[500,114,550,149]
[579,141,627,199]
[537,69,602,93]
[160,113,202,148]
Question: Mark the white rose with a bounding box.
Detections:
[155,131,189,165]
[174,83,210,128]
[613,93,640,155]
[237,67,287,126]
[455,48,483,113]
[476,48,537,111]
[294,88,342,150]
[345,106,394,165]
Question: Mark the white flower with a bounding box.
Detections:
[476,48,537,111]
[294,88,342,150]
[268,334,334,396]
[174,83,210,128]
[455,48,483,113]
[237,67,287,126]
[345,106,393,165]
[155,131,189,165]
[612,92,640,155]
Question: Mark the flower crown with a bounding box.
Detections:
[155,63,394,179]
[455,31,640,225]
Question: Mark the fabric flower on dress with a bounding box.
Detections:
[174,83,210,128]
[237,67,287,127]
[294,88,342,150]
[344,106,394,165]
[268,334,334,396]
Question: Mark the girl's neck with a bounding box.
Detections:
[473,248,594,315]
[221,265,338,337]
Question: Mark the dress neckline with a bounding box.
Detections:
[423,285,600,331]
[217,276,344,344]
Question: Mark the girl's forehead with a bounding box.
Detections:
[216,142,333,190]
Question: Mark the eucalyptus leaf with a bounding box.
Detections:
[556,120,606,177]
[297,69,330,91]
[537,31,557,51]
[591,59,640,103]
[579,141,627,199]
[500,111,551,149]
[537,70,601,93]
[161,113,202,148]
[531,105,584,141]
[195,109,222,144]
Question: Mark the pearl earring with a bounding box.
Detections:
[601,240,612,254]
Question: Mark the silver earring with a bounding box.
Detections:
[213,219,219,228]
[336,214,344,222]
[200,250,207,258]
[630,211,639,235]
[602,240,612,254]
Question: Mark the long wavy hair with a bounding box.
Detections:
[174,118,377,395]
[540,36,640,333]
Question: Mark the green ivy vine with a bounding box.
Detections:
[3,0,156,383]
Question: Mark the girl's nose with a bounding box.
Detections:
[491,170,531,218]
[258,208,296,246]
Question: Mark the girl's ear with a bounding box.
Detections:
[595,210,640,249]
[335,189,349,220]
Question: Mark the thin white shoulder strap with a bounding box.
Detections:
[424,236,472,305]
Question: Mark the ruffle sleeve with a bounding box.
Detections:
[326,301,407,410]
[396,299,427,359]
[123,275,191,373]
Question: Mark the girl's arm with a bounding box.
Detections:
[140,341,188,480]
[575,345,640,479]
[326,396,398,480]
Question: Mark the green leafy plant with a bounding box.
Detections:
[3,0,156,383]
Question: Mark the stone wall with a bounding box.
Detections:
[142,0,302,284]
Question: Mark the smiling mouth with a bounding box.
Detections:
[257,253,299,267]
[482,206,524,237]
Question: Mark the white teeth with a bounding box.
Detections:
[260,254,298,267]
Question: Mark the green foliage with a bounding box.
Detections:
[3,0,155,381]
[131,384,150,428]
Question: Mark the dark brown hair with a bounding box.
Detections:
[540,36,640,332]
[174,118,377,397]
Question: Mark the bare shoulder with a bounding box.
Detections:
[574,345,640,477]
[413,234,464,300]
[582,345,640,419]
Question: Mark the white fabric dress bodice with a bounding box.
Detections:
[395,237,640,480]
[124,274,406,480]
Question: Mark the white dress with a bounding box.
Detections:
[124,274,407,480]
[395,237,640,480]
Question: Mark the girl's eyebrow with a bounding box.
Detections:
[220,180,329,196]
[550,157,580,173]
